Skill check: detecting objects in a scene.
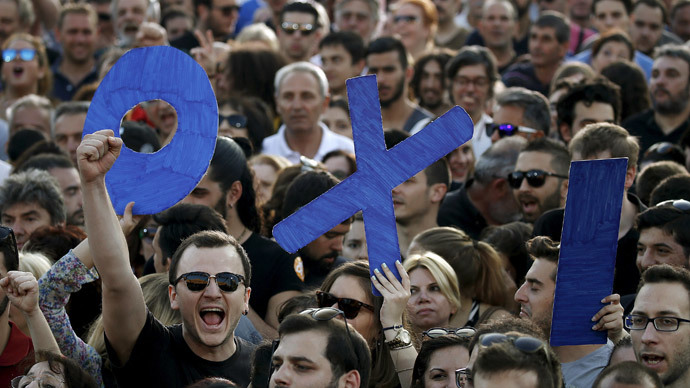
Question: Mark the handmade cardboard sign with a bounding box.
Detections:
[83,46,217,215]
[550,158,627,346]
[273,75,473,292]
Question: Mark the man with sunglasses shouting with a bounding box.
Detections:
[77,130,255,387]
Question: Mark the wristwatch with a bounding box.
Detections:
[385,327,412,349]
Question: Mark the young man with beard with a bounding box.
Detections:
[410,50,453,117]
[510,138,569,223]
[78,130,254,387]
[366,37,433,133]
[52,3,99,101]
[281,171,351,288]
[623,44,690,154]
[628,264,690,388]
[432,0,468,50]
[319,31,366,98]
[515,236,627,388]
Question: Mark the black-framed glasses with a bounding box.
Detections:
[173,271,245,292]
[280,22,317,35]
[316,290,375,319]
[455,367,472,388]
[11,374,66,388]
[2,48,36,63]
[507,169,568,189]
[423,327,476,339]
[479,333,551,364]
[219,114,247,129]
[485,123,538,138]
[625,314,690,332]
[139,226,157,242]
[215,4,240,16]
[656,199,690,211]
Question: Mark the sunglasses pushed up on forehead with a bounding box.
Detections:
[316,290,375,319]
[173,271,245,292]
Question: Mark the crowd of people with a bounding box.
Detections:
[0,0,689,386]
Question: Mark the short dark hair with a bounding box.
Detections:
[0,169,66,226]
[592,29,634,61]
[636,161,688,206]
[412,336,472,388]
[280,1,319,26]
[599,60,650,122]
[671,0,690,21]
[556,78,621,136]
[411,49,454,102]
[153,203,228,261]
[446,46,499,101]
[495,87,551,135]
[521,138,571,176]
[319,31,366,64]
[473,335,562,388]
[168,231,252,287]
[424,158,451,189]
[16,153,74,172]
[161,6,195,29]
[653,44,690,71]
[7,129,46,163]
[282,171,340,218]
[650,175,690,205]
[636,204,690,257]
[526,236,560,280]
[278,313,372,387]
[637,264,690,302]
[568,123,639,168]
[593,361,663,388]
[533,11,570,44]
[52,101,89,139]
[632,0,667,23]
[366,36,409,70]
[593,0,633,15]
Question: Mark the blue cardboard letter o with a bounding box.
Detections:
[83,46,217,215]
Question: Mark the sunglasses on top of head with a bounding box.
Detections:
[280,22,317,35]
[316,290,375,319]
[507,169,568,189]
[173,271,245,292]
[2,48,36,63]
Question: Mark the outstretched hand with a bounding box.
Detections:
[0,271,39,315]
[592,293,626,343]
[371,260,411,328]
[78,129,123,184]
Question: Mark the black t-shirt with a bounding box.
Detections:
[105,310,255,388]
[242,233,304,318]
[622,109,689,155]
[437,180,488,240]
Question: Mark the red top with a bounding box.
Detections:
[0,322,34,386]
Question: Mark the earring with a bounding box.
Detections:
[243,309,248,316]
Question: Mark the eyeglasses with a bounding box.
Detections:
[316,290,375,319]
[214,4,240,16]
[2,48,36,63]
[656,199,690,211]
[479,333,552,364]
[219,114,247,129]
[139,226,157,242]
[11,374,65,388]
[453,75,489,88]
[173,271,245,292]
[280,22,317,35]
[0,226,18,267]
[423,327,476,339]
[507,169,568,189]
[485,123,538,138]
[455,367,472,388]
[625,314,690,332]
[393,15,418,23]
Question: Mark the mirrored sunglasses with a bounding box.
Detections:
[280,22,316,35]
[316,290,375,319]
[2,48,36,63]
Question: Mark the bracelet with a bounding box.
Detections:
[383,324,403,331]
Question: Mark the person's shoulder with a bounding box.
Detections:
[622,108,654,128]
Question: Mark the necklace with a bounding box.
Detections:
[237,227,250,242]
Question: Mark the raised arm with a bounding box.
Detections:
[78,130,146,365]
[1,271,60,355]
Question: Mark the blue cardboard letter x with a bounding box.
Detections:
[273,75,473,292]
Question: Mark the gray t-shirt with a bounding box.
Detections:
[561,340,614,388]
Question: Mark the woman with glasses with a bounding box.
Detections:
[320,260,415,388]
[0,33,52,120]
[409,227,513,328]
[218,97,274,153]
[391,0,438,61]
[411,333,473,388]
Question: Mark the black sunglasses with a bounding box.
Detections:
[173,271,245,292]
[316,290,375,319]
[423,327,476,339]
[216,4,240,16]
[139,226,157,242]
[485,123,538,138]
[0,226,17,268]
[219,114,247,129]
[479,333,551,364]
[280,22,317,35]
[507,169,568,189]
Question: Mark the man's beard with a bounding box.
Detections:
[215,194,227,219]
[299,250,339,274]
[653,85,690,115]
[380,75,406,108]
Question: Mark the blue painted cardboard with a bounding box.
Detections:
[273,75,473,293]
[550,158,627,346]
[83,46,217,215]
